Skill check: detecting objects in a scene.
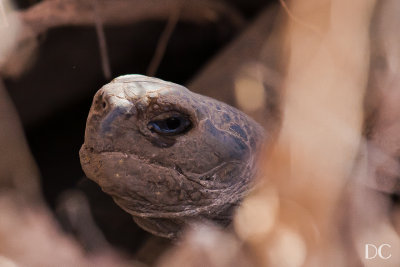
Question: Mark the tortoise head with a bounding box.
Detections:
[79,74,265,238]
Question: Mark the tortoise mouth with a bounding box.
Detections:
[79,144,248,218]
[80,143,243,187]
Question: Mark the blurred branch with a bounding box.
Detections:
[0,11,131,260]
[1,0,244,78]
[0,0,9,26]
[188,6,282,127]
[147,0,182,76]
[0,77,134,267]
[18,0,244,36]
[92,0,111,80]
[0,191,135,266]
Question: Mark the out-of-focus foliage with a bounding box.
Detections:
[2,0,400,266]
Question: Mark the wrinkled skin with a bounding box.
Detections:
[80,75,265,239]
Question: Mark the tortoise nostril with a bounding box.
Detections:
[94,91,109,111]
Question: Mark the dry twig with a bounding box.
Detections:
[147,0,183,76]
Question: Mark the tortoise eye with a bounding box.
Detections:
[148,113,192,135]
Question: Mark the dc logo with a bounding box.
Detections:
[365,244,391,260]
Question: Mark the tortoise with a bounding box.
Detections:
[79,75,265,239]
